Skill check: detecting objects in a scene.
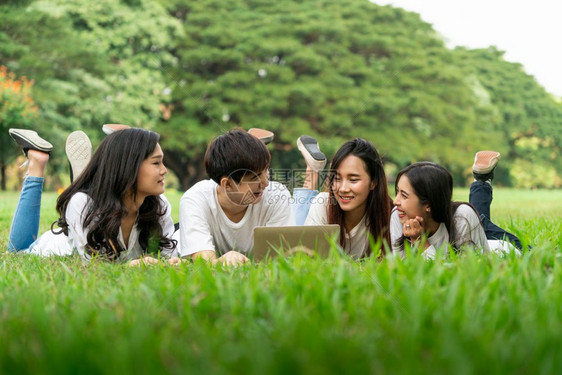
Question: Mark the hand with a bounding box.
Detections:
[216,251,250,267]
[403,216,425,242]
[191,250,217,263]
[167,257,189,265]
[128,256,160,267]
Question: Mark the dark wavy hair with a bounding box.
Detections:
[326,138,391,257]
[394,162,478,251]
[54,128,176,261]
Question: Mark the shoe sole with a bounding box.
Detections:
[8,129,53,154]
[297,135,326,161]
[66,131,92,181]
[473,151,501,174]
[248,128,274,145]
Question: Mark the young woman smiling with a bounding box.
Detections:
[391,155,523,259]
[294,138,392,259]
[7,128,176,263]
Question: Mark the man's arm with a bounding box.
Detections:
[188,250,248,267]
[178,189,217,258]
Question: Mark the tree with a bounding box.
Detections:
[1,1,112,184]
[454,47,562,187]
[1,0,184,187]
[0,66,38,190]
[2,0,560,189]
[158,0,503,188]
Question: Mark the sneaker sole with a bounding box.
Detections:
[297,135,326,161]
[473,151,501,174]
[8,129,53,154]
[248,128,274,145]
[66,131,92,181]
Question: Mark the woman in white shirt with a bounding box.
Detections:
[294,138,392,259]
[391,157,522,259]
[7,128,176,263]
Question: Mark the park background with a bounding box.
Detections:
[1,0,561,192]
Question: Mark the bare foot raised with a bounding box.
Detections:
[27,149,50,177]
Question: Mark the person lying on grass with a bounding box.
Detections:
[293,137,392,259]
[174,129,293,266]
[7,128,176,265]
[391,153,523,259]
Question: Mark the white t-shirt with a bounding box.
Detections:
[390,204,490,259]
[29,192,176,261]
[178,179,293,257]
[304,192,369,259]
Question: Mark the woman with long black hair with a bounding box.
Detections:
[7,128,176,263]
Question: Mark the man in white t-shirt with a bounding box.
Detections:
[178,129,293,265]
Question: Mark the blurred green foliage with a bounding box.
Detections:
[1,0,560,189]
[0,66,38,189]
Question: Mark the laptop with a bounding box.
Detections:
[253,225,340,261]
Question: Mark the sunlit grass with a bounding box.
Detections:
[453,187,562,221]
[1,189,561,373]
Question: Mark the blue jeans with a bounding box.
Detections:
[292,188,318,225]
[469,181,522,250]
[8,177,44,252]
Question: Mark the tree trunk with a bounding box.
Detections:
[1,163,6,191]
[163,149,207,191]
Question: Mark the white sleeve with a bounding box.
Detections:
[454,204,490,253]
[389,209,404,254]
[178,191,216,257]
[158,195,178,258]
[304,194,329,226]
[264,184,294,226]
[29,230,74,257]
[65,193,91,258]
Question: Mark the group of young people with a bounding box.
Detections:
[6,125,523,266]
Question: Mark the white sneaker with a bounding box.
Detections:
[297,135,326,172]
[102,123,131,135]
[66,130,92,182]
[9,128,53,155]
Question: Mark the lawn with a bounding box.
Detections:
[1,188,561,374]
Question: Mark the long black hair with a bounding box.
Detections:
[54,128,176,260]
[394,162,478,251]
[326,138,391,257]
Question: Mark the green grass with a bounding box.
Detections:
[1,189,561,374]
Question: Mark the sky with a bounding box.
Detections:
[372,0,562,97]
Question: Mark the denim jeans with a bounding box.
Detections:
[469,181,522,250]
[8,177,44,252]
[292,188,319,226]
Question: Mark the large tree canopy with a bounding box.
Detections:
[453,47,562,187]
[1,0,560,189]
[1,0,182,185]
[0,66,38,190]
[159,0,547,187]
